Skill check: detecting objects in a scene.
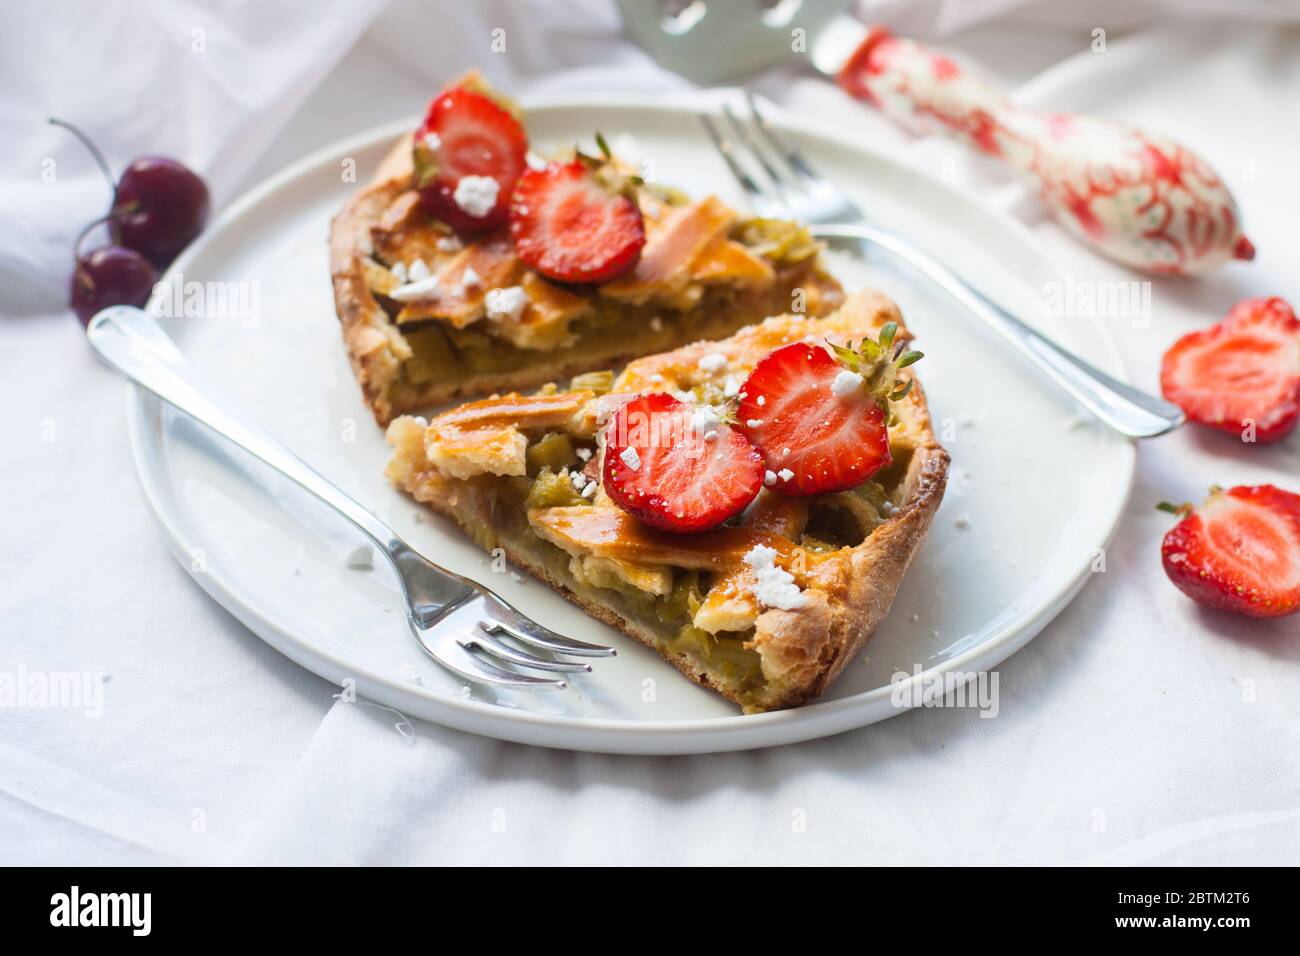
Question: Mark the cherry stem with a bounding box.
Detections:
[48,117,118,201]
[73,212,116,262]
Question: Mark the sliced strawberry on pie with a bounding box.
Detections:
[510,136,646,284]
[736,324,922,496]
[602,392,764,533]
[413,87,528,235]
[1159,484,1300,619]
[1160,297,1300,443]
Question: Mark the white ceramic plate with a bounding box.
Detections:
[126,92,1134,754]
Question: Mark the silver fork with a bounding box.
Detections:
[87,305,614,691]
[702,93,1185,440]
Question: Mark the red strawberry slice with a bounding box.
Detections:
[1160,484,1300,619]
[510,160,645,284]
[737,328,920,496]
[1160,297,1300,443]
[414,88,527,235]
[603,393,764,533]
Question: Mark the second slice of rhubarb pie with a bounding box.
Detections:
[385,290,949,712]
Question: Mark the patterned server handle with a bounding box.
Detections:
[837,26,1254,276]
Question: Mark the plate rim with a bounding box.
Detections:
[123,90,1137,754]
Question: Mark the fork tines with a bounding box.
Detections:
[701,91,862,224]
[408,591,615,690]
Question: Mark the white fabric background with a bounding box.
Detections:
[2,0,1299,865]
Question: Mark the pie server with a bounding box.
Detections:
[618,0,1253,275]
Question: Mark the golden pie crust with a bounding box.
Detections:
[385,290,949,712]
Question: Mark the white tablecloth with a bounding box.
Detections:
[3,0,1298,866]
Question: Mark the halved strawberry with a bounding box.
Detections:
[1160,297,1300,443]
[414,87,528,235]
[1160,484,1300,618]
[509,137,645,284]
[736,324,921,496]
[603,393,764,533]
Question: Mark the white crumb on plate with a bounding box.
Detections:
[948,464,972,497]
[453,175,500,218]
[954,512,972,530]
[744,544,807,610]
[343,544,374,571]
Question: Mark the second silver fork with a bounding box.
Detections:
[702,92,1185,440]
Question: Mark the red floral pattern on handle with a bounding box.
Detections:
[837,27,1254,276]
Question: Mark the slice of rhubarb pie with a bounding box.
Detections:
[385,290,949,712]
[331,73,843,426]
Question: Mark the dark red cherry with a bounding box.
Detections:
[110,156,210,268]
[70,246,157,326]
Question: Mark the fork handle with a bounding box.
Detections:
[87,305,411,552]
[85,305,506,653]
[87,306,486,617]
[811,224,1185,439]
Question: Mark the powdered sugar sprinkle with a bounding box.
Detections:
[743,544,807,610]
